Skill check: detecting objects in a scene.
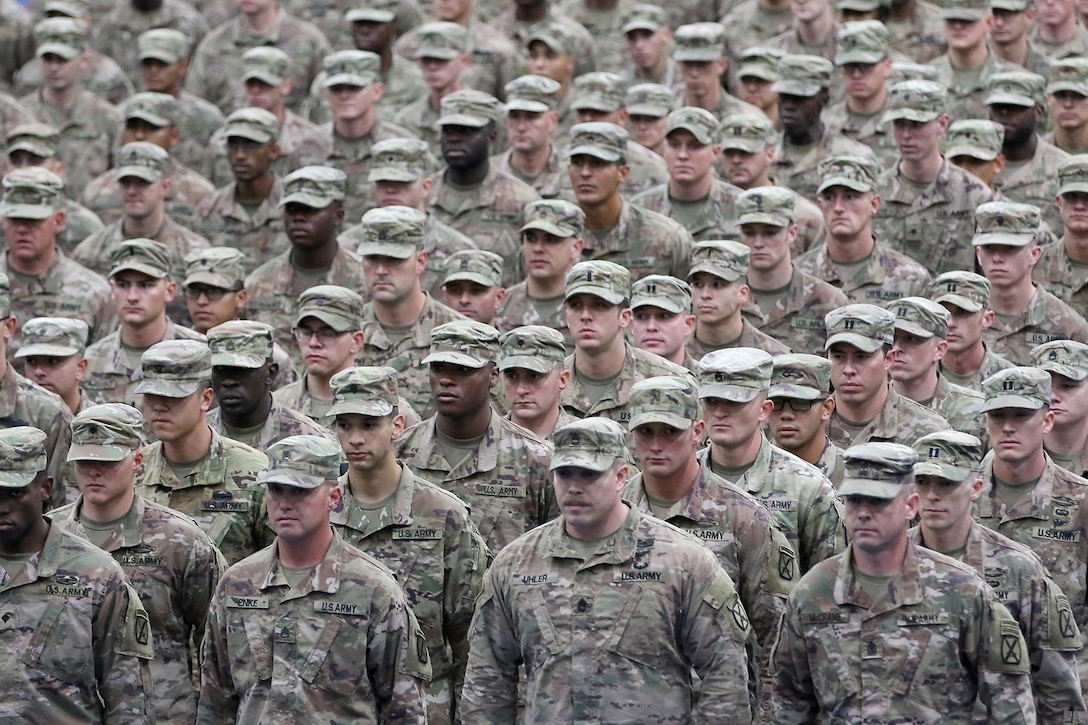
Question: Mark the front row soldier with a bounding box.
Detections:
[767,353,845,487]
[771,442,1038,723]
[327,366,488,724]
[0,426,154,722]
[54,404,226,723]
[908,430,1087,721]
[499,325,576,439]
[199,435,432,723]
[462,418,754,723]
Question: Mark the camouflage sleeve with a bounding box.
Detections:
[1028,577,1086,722]
[96,579,155,722]
[197,583,241,724]
[768,595,820,723]
[46,406,74,510]
[798,481,846,572]
[974,591,1038,724]
[182,531,227,654]
[253,490,277,550]
[373,593,430,724]
[442,508,489,707]
[737,514,794,651]
[461,563,522,723]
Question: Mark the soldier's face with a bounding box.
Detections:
[915,472,983,534]
[564,293,631,354]
[0,476,51,554]
[363,252,426,305]
[625,28,669,70]
[689,273,748,325]
[991,8,1032,44]
[1050,91,1088,130]
[888,329,946,385]
[140,58,186,94]
[829,342,890,406]
[527,42,575,83]
[74,451,140,513]
[521,229,583,282]
[226,137,279,182]
[552,461,628,540]
[1058,191,1088,233]
[419,55,467,94]
[40,53,82,93]
[631,420,703,481]
[327,83,381,123]
[351,20,396,54]
[333,413,403,476]
[142,387,214,443]
[568,155,628,207]
[631,305,695,362]
[284,202,343,250]
[986,407,1053,466]
[627,114,667,151]
[374,178,431,208]
[266,481,341,543]
[122,118,178,150]
[119,176,168,221]
[1036,0,1075,27]
[944,15,994,51]
[295,317,364,377]
[988,103,1039,147]
[843,488,918,554]
[975,242,1040,287]
[740,222,796,273]
[2,211,62,267]
[778,93,825,136]
[441,124,492,169]
[507,110,557,154]
[442,280,506,325]
[428,361,497,418]
[22,353,85,402]
[211,364,275,422]
[791,0,830,21]
[720,147,772,188]
[940,302,991,352]
[110,271,175,327]
[243,78,287,111]
[841,59,890,103]
[817,186,879,239]
[433,0,471,21]
[702,395,773,450]
[503,365,568,425]
[768,396,834,453]
[677,59,728,101]
[185,284,246,333]
[1047,372,1088,428]
[737,76,777,112]
[664,129,719,186]
[892,118,944,162]
[574,107,625,126]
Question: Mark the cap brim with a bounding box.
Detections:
[109,262,167,279]
[625,104,669,117]
[116,166,162,183]
[295,309,355,332]
[279,191,334,209]
[698,383,761,402]
[133,379,202,397]
[415,47,460,61]
[437,114,490,127]
[940,8,988,19]
[226,127,275,144]
[972,231,1035,247]
[256,470,326,489]
[825,332,884,352]
[772,80,821,96]
[5,141,54,158]
[14,342,79,359]
[933,293,984,312]
[125,110,170,127]
[769,384,825,400]
[0,471,37,487]
[498,355,556,374]
[443,272,499,287]
[688,262,741,282]
[1037,362,1088,382]
[565,285,625,305]
[985,92,1035,107]
[945,145,997,161]
[210,352,265,369]
[345,9,395,22]
[566,144,624,163]
[505,99,551,113]
[630,296,686,314]
[519,219,576,238]
[243,69,284,85]
[914,462,974,480]
[980,395,1045,413]
[356,242,416,259]
[738,212,789,227]
[0,204,54,220]
[737,66,778,82]
[893,319,936,338]
[68,443,132,463]
[719,138,764,153]
[882,109,940,124]
[139,50,180,63]
[185,272,237,289]
[675,50,723,62]
[421,351,490,368]
[817,177,872,194]
[326,400,395,417]
[1060,182,1088,195]
[323,73,373,88]
[368,167,421,183]
[835,51,885,66]
[549,450,614,472]
[838,479,903,498]
[571,100,621,113]
[627,410,693,430]
[622,21,660,34]
[668,123,714,144]
[1048,82,1088,96]
[37,43,80,60]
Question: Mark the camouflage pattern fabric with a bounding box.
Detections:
[795,240,931,305]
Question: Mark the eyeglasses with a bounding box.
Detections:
[292,326,348,344]
[770,398,822,412]
[184,284,242,301]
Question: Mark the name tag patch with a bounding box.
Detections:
[513,572,551,585]
[47,574,91,597]
[314,601,363,616]
[898,613,950,626]
[790,317,826,330]
[474,483,526,498]
[614,570,663,582]
[800,611,848,624]
[392,528,442,541]
[764,498,796,512]
[227,596,269,609]
[119,553,166,567]
[1034,528,1082,542]
[201,499,251,512]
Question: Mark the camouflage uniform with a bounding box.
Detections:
[82,321,206,408]
[926,373,988,442]
[984,287,1088,366]
[631,178,742,242]
[495,281,571,346]
[487,4,597,78]
[796,241,931,305]
[0,92,35,147]
[928,49,1024,122]
[556,0,633,75]
[0,365,73,509]
[189,178,288,276]
[14,49,133,107]
[722,2,794,59]
[395,20,527,102]
[581,194,694,283]
[770,129,875,201]
[687,319,792,359]
[80,161,215,227]
[821,101,900,169]
[884,0,946,64]
[0,0,32,94]
[829,383,950,448]
[72,216,210,281]
[1031,22,1088,60]
[742,265,850,357]
[939,347,1016,391]
[94,0,209,84]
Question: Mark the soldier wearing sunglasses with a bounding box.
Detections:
[768,353,844,488]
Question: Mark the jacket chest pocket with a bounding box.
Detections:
[297,612,370,697]
[21,598,94,689]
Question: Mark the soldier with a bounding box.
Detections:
[355,206,466,419]
[206,320,335,451]
[1036,156,1088,320]
[723,2,794,71]
[631,107,742,242]
[975,201,1088,364]
[559,0,629,75]
[189,108,289,275]
[462,416,753,723]
[397,319,556,552]
[673,22,762,121]
[82,239,204,407]
[18,18,121,201]
[1033,340,1088,477]
[0,0,32,94]
[624,83,673,157]
[15,317,89,414]
[327,366,487,725]
[990,0,1050,75]
[945,118,1008,190]
[0,168,113,354]
[523,22,579,140]
[825,303,950,447]
[487,0,596,79]
[93,0,209,83]
[734,47,784,127]
[769,0,839,59]
[491,74,570,200]
[394,22,471,155]
[0,425,154,721]
[198,434,431,722]
[930,270,1015,390]
[133,339,272,565]
[1031,0,1088,58]
[771,441,1038,723]
[873,80,996,275]
[620,4,675,88]
[440,250,506,327]
[798,156,931,305]
[499,324,575,438]
[54,403,226,724]
[630,275,697,369]
[768,352,845,486]
[428,89,542,286]
[1046,59,1088,156]
[886,296,988,442]
[885,0,948,64]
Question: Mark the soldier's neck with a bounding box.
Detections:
[639,55,669,81]
[641,457,700,503]
[304,370,335,402]
[988,279,1037,315]
[374,288,426,326]
[992,36,1029,67]
[436,405,492,441]
[826,231,876,263]
[1046,417,1088,457]
[235,171,276,204]
[289,239,339,271]
[694,314,743,346]
[846,87,888,116]
[121,208,166,240]
[941,341,987,376]
[684,85,722,112]
[852,536,908,577]
[428,79,463,108]
[747,259,793,292]
[1054,123,1088,153]
[1002,134,1038,164]
[891,369,939,406]
[278,526,335,569]
[918,518,973,559]
[797,12,834,44]
[709,435,761,469]
[948,44,990,72]
[80,487,136,526]
[511,141,553,176]
[668,173,713,201]
[42,83,80,110]
[163,423,213,468]
[836,382,888,425]
[573,340,627,379]
[120,315,169,349]
[6,245,57,277]
[780,431,827,469]
[347,458,402,504]
[898,152,943,185]
[333,112,377,140]
[785,122,823,147]
[510,405,562,439]
[525,272,566,299]
[1039,18,1080,44]
[242,4,279,35]
[991,448,1047,486]
[582,195,624,232]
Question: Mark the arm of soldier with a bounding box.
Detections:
[95,576,155,723]
[196,584,241,724]
[460,561,523,723]
[251,489,277,550]
[973,589,1039,724]
[533,443,560,525]
[442,509,490,707]
[768,594,821,723]
[734,507,794,649]
[182,530,227,655]
[798,479,846,572]
[667,226,695,284]
[371,591,430,724]
[46,407,75,510]
[1024,571,1086,722]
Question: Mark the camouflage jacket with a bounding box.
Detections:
[189,178,289,276]
[581,198,695,283]
[198,534,431,724]
[769,24,838,61]
[0,521,154,722]
[923,374,989,447]
[393,94,441,157]
[1035,239,1088,322]
[771,541,1037,723]
[14,49,133,107]
[135,427,272,565]
[557,0,633,74]
[779,183,828,258]
[770,127,874,200]
[490,146,574,202]
[81,322,207,408]
[822,99,900,169]
[303,54,429,126]
[397,411,557,552]
[1031,23,1088,61]
[909,522,1086,719]
[616,139,670,198]
[0,366,72,510]
[995,139,1070,233]
[486,5,597,78]
[829,383,950,448]
[0,91,34,147]
[722,0,795,61]
[795,239,931,306]
[52,495,226,724]
[462,507,753,723]
[872,158,996,275]
[495,281,572,349]
[984,286,1088,365]
[81,161,216,227]
[94,0,210,86]
[669,84,764,123]
[927,50,1026,122]
[885,0,947,64]
[630,178,743,242]
[0,0,32,94]
[687,319,792,361]
[395,20,528,102]
[816,437,846,488]
[742,265,850,356]
[205,398,336,451]
[271,374,421,428]
[938,345,1016,392]
[333,464,489,725]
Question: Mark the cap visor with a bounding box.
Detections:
[835,51,885,66]
[14,342,79,359]
[932,293,983,312]
[817,177,872,194]
[5,141,54,157]
[627,410,693,431]
[882,109,939,125]
[719,139,763,153]
[698,383,760,402]
[625,103,669,117]
[940,8,987,19]
[345,8,395,22]
[323,73,371,89]
[226,128,274,144]
[519,219,575,238]
[0,204,54,220]
[256,470,326,489]
[945,145,997,161]
[109,262,167,279]
[630,297,686,314]
[443,272,498,287]
[505,99,551,113]
[414,47,460,61]
[549,450,614,472]
[356,242,416,259]
[67,443,131,463]
[1048,82,1088,96]
[985,92,1034,107]
[125,111,170,127]
[675,49,723,62]
[326,400,395,418]
[498,355,556,374]
[825,331,884,353]
[210,352,265,368]
[133,378,201,397]
[1037,362,1088,381]
[279,191,334,209]
[294,309,355,332]
[243,69,283,85]
[116,166,162,183]
[368,168,420,183]
[980,395,1045,413]
[437,113,490,127]
[622,21,660,34]
[565,284,625,305]
[838,479,903,498]
[688,262,740,282]
[566,144,623,163]
[138,50,180,63]
[769,384,825,400]
[738,212,789,227]
[1060,182,1088,195]
[893,320,936,338]
[422,351,489,368]
[0,471,37,487]
[668,123,714,144]
[736,66,778,82]
[37,43,79,60]
[914,462,974,480]
[571,100,621,113]
[771,80,821,96]
[184,272,237,289]
[972,231,1034,247]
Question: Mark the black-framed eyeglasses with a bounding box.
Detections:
[184,284,243,301]
[292,326,348,344]
[770,398,822,412]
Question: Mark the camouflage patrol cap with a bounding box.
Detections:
[242,46,291,85]
[991,0,1029,9]
[835,20,889,66]
[622,3,667,34]
[108,238,171,279]
[5,122,59,159]
[550,417,627,472]
[666,107,720,145]
[368,137,437,183]
[222,107,280,144]
[737,185,795,227]
[981,366,1051,412]
[565,260,630,305]
[413,21,469,60]
[567,122,629,163]
[258,435,341,489]
[505,75,562,113]
[123,92,181,128]
[824,303,895,352]
[571,72,626,113]
[0,168,62,220]
[840,442,917,498]
[14,316,88,359]
[295,285,364,332]
[940,0,992,20]
[68,404,143,462]
[327,366,399,417]
[913,430,982,481]
[719,113,778,153]
[944,119,1004,161]
[929,270,991,313]
[443,250,504,288]
[1047,58,1088,97]
[674,22,727,62]
[34,17,86,60]
[280,166,346,208]
[737,46,784,82]
[698,348,774,402]
[1031,340,1088,382]
[771,54,833,97]
[631,275,692,315]
[817,155,879,194]
[770,353,832,400]
[972,201,1040,247]
[422,319,501,368]
[207,320,274,368]
[886,296,950,339]
[137,28,188,64]
[322,50,381,88]
[0,273,9,318]
[0,427,47,487]
[42,0,90,17]
[499,325,566,373]
[689,239,748,282]
[345,0,398,23]
[624,83,675,117]
[890,61,939,84]
[184,247,246,289]
[527,21,577,55]
[134,340,212,397]
[519,199,585,238]
[629,375,700,430]
[985,70,1046,107]
[439,89,503,127]
[883,80,947,124]
[836,0,882,12]
[115,141,171,183]
[1058,155,1088,195]
[357,205,426,258]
